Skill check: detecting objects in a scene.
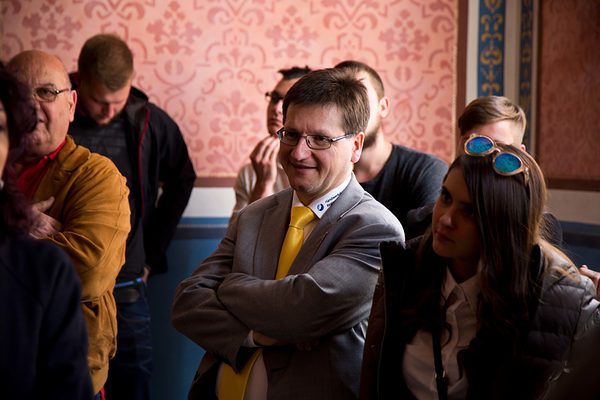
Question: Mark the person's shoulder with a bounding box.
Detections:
[137,100,184,143]
[3,236,70,259]
[542,245,595,297]
[261,186,292,207]
[388,144,448,180]
[139,97,179,126]
[380,236,414,260]
[58,137,96,170]
[0,237,76,294]
[67,142,127,184]
[85,149,123,174]
[129,86,149,103]
[236,187,292,218]
[126,86,177,125]
[393,143,446,164]
[146,101,170,118]
[351,189,405,233]
[237,162,255,178]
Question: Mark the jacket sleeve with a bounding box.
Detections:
[144,106,195,274]
[171,218,251,368]
[572,272,600,341]
[217,209,405,343]
[45,156,130,302]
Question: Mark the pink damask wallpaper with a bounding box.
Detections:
[0,0,457,181]
[538,0,600,190]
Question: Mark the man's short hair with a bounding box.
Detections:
[78,33,134,91]
[334,60,385,99]
[283,68,370,134]
[458,96,527,139]
[278,66,312,81]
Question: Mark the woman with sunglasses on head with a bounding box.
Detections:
[0,63,93,398]
[359,134,600,400]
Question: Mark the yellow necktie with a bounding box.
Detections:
[276,206,316,279]
[218,206,315,399]
[218,350,261,400]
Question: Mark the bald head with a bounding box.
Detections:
[7,50,76,161]
[8,50,71,89]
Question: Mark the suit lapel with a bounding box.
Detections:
[254,189,293,279]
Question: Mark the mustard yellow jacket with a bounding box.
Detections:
[33,136,130,393]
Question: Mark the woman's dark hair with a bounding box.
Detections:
[0,62,37,237]
[410,144,547,341]
[460,145,544,336]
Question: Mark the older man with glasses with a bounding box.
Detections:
[232,66,311,216]
[8,49,130,399]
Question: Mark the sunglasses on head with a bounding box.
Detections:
[464,134,529,186]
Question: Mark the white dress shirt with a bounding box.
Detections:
[403,268,480,399]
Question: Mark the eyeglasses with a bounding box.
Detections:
[277,127,354,150]
[33,86,71,102]
[265,91,284,105]
[464,134,529,185]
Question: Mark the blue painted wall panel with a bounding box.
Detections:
[561,221,600,271]
[148,237,222,400]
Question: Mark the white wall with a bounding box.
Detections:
[547,190,600,225]
[183,188,235,218]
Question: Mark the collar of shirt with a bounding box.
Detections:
[38,137,67,162]
[291,174,352,218]
[442,266,481,315]
[16,138,67,199]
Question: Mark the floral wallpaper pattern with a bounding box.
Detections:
[1,0,458,180]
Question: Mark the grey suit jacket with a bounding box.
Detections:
[172,175,404,399]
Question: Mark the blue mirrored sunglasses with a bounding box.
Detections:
[464,134,529,185]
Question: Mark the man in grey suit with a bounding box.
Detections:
[171,68,404,399]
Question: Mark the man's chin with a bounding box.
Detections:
[94,117,113,126]
[22,146,48,162]
[24,131,43,147]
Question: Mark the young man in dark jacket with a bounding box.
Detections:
[70,33,196,400]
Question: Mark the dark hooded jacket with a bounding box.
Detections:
[70,74,196,278]
[360,240,600,399]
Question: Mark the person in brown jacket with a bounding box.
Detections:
[8,49,130,398]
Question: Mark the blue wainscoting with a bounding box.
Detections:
[561,221,600,271]
[147,217,229,400]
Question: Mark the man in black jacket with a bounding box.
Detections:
[70,33,196,400]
